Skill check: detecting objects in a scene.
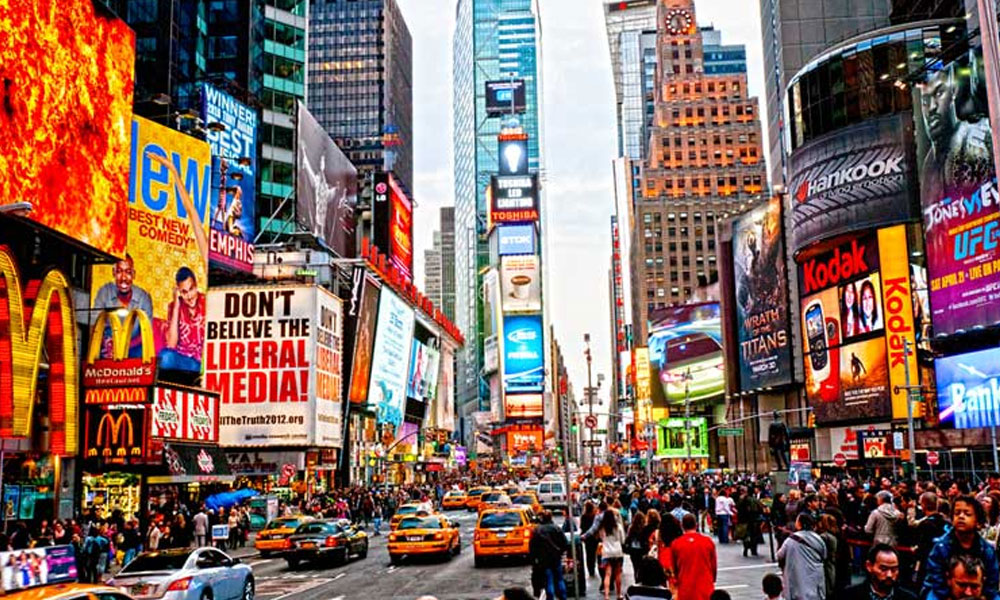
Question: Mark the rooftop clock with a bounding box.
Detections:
[666,7,694,35]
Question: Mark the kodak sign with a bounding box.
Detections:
[798,232,879,295]
[0,245,78,455]
[84,309,156,388]
[877,226,922,420]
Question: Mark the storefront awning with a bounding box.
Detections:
[148,443,235,484]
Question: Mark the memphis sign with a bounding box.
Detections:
[84,309,156,388]
[0,245,79,456]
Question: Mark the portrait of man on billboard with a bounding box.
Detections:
[92,255,154,359]
[300,149,349,243]
[211,160,246,238]
[917,52,993,203]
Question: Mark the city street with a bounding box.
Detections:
[236,512,778,600]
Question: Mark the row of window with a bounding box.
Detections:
[643,255,718,267]
[644,239,717,253]
[643,211,716,223]
[645,225,717,238]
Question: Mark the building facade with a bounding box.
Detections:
[452,0,544,444]
[604,0,659,158]
[307,0,414,192]
[634,0,767,341]
[422,207,458,321]
[759,0,891,189]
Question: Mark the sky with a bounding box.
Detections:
[397,0,767,407]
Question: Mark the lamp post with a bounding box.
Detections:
[584,334,594,469]
[683,367,694,485]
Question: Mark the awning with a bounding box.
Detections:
[148,443,235,484]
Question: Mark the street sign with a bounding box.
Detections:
[718,427,744,436]
[584,415,598,429]
[927,450,940,466]
[833,453,847,467]
[595,428,608,434]
[582,440,602,448]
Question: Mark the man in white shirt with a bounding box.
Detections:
[714,490,736,544]
[193,508,209,547]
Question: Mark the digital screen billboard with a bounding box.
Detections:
[498,138,529,176]
[655,417,708,459]
[787,113,918,254]
[506,428,543,453]
[367,289,415,428]
[372,172,414,281]
[202,83,257,272]
[347,276,380,404]
[204,286,344,447]
[485,79,527,116]
[91,117,212,376]
[297,102,358,258]
[647,303,724,404]
[936,347,1000,429]
[504,393,543,419]
[912,48,1000,336]
[0,0,134,258]
[731,196,792,390]
[798,232,892,422]
[500,255,542,312]
[502,314,545,393]
[497,224,536,256]
[490,175,539,225]
[406,339,440,401]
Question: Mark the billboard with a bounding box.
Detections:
[490,175,540,225]
[91,116,212,376]
[655,417,708,459]
[0,545,77,592]
[787,113,918,254]
[647,303,724,404]
[84,405,155,464]
[296,102,358,258]
[507,428,543,453]
[406,339,440,401]
[436,343,456,431]
[732,196,792,390]
[878,226,921,419]
[347,276,380,404]
[505,393,543,419]
[1,0,134,258]
[149,386,220,444]
[202,83,257,272]
[799,233,892,422]
[502,314,545,393]
[367,289,415,428]
[204,286,344,447]
[372,172,414,280]
[912,48,1000,336]
[936,347,1000,429]
[497,224,536,256]
[483,268,502,339]
[500,255,542,312]
[485,79,527,115]
[498,138,529,176]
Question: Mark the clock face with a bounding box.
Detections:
[666,7,693,35]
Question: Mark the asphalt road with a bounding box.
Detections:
[240,512,781,600]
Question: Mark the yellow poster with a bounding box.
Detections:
[634,347,652,429]
[91,117,212,375]
[878,225,922,419]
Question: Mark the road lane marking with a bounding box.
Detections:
[249,559,275,567]
[717,563,778,571]
[332,573,346,581]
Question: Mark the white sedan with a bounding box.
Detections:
[109,547,254,600]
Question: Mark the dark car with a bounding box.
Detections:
[284,519,369,569]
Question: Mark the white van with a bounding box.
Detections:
[535,479,567,509]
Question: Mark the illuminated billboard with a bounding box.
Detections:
[490,175,539,225]
[506,428,543,453]
[504,393,543,420]
[202,83,257,272]
[92,117,212,376]
[655,417,708,459]
[937,347,1000,429]
[497,224,536,256]
[912,48,1000,336]
[502,314,545,393]
[500,255,542,313]
[372,172,414,281]
[731,196,792,390]
[367,289,415,428]
[0,0,135,258]
[485,79,527,116]
[347,275,381,404]
[647,303,724,404]
[498,138,529,176]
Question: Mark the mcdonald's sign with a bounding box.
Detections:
[0,246,78,456]
[83,309,156,388]
[84,387,149,405]
[84,406,154,464]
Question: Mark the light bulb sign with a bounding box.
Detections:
[499,138,529,176]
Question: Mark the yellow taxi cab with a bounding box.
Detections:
[473,506,535,567]
[510,490,543,516]
[390,502,431,530]
[464,486,492,511]
[477,491,512,514]
[3,583,135,600]
[254,515,313,557]
[441,490,468,510]
[387,513,462,565]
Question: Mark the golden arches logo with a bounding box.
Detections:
[84,388,148,405]
[89,411,141,458]
[0,245,78,454]
[86,309,155,363]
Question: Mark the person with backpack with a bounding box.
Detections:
[528,511,569,600]
[776,513,827,600]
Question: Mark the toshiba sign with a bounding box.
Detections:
[788,113,918,254]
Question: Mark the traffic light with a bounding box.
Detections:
[808,412,816,428]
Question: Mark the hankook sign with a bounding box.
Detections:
[788,113,919,254]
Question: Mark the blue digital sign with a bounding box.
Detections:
[502,314,544,393]
[497,224,535,256]
[937,347,1000,429]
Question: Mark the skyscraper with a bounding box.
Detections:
[425,231,443,308]
[452,0,543,438]
[423,206,456,322]
[759,0,891,188]
[604,0,658,157]
[635,0,766,340]
[307,0,414,192]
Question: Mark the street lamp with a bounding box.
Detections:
[683,367,694,485]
